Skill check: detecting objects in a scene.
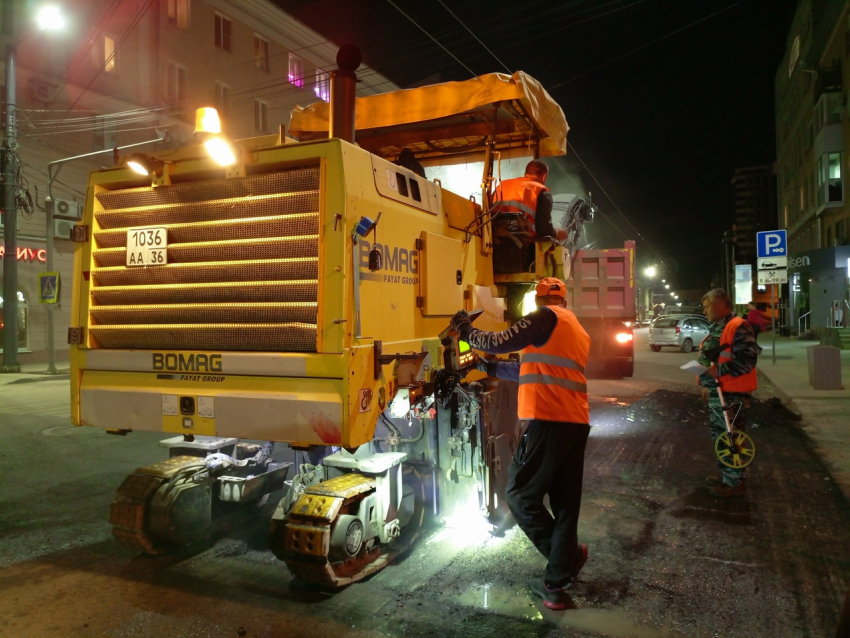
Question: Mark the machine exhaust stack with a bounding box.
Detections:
[330,44,361,143]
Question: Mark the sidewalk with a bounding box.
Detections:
[754,336,850,500]
[0,362,70,386]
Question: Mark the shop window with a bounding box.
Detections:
[254,36,269,71]
[167,0,189,29]
[288,53,304,87]
[0,288,28,353]
[214,14,231,51]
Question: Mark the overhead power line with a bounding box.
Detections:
[435,0,511,74]
[548,1,743,89]
[566,143,659,257]
[384,0,477,76]
[426,0,656,253]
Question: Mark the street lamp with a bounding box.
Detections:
[35,6,66,31]
[645,266,657,278]
[664,284,670,289]
[2,5,65,371]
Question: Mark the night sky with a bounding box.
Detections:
[276,0,798,290]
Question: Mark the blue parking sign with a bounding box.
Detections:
[757,230,787,258]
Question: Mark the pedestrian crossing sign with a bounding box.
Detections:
[38,272,60,304]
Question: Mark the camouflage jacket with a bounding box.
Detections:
[697,312,758,388]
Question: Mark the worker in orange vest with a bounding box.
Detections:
[493,160,568,242]
[450,277,591,610]
[698,288,759,497]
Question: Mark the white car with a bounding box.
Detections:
[649,314,711,353]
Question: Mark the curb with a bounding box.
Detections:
[756,368,802,417]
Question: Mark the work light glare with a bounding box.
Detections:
[127,159,148,175]
[205,136,236,166]
[36,5,65,31]
[195,107,222,134]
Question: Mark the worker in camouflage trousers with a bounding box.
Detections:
[697,289,759,498]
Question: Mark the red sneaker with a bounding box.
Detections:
[528,577,570,610]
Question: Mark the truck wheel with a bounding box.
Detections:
[681,338,694,353]
[650,345,662,352]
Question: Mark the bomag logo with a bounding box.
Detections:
[358,240,419,284]
[153,353,223,372]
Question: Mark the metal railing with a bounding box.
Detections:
[798,311,811,336]
[827,300,849,328]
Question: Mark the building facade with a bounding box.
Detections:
[731,164,778,264]
[0,0,397,365]
[776,0,850,333]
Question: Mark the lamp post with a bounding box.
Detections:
[644,266,658,321]
[1,42,19,371]
[1,4,64,372]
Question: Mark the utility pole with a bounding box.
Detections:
[1,40,20,372]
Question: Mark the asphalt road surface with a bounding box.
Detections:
[1,330,848,638]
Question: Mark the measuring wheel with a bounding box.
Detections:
[714,430,756,469]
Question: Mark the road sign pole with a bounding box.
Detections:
[771,284,776,365]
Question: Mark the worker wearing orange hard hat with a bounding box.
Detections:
[450,277,592,610]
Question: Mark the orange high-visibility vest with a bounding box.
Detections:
[517,305,590,423]
[494,177,549,232]
[699,316,759,393]
[717,317,758,393]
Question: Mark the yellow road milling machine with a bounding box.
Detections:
[70,47,606,587]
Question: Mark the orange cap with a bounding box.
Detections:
[535,277,566,299]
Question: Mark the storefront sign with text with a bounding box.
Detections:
[0,246,47,262]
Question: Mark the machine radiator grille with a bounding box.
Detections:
[90,169,321,352]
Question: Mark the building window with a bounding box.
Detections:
[254,36,269,71]
[818,152,843,204]
[214,82,229,115]
[27,78,53,102]
[314,69,329,101]
[215,14,231,51]
[837,218,847,243]
[164,62,186,104]
[254,99,268,132]
[827,226,834,246]
[288,53,304,87]
[0,288,28,353]
[94,116,117,150]
[167,0,189,29]
[94,35,117,72]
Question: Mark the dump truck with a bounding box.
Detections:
[69,50,623,587]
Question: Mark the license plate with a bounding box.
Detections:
[126,226,168,267]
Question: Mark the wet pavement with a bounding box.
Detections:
[1,344,849,637]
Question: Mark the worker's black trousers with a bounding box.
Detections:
[505,419,590,587]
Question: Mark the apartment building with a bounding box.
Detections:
[731,165,777,264]
[775,0,850,332]
[0,0,397,364]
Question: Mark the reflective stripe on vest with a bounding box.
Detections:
[718,316,758,393]
[518,373,588,394]
[520,352,585,373]
[493,177,550,230]
[517,305,591,423]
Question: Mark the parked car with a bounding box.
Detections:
[649,314,711,353]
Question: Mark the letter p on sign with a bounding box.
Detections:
[757,230,787,258]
